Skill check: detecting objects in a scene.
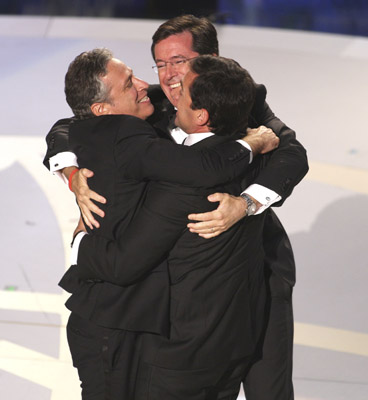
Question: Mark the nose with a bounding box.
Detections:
[133,76,149,91]
[164,62,177,80]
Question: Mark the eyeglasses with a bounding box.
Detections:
[152,57,196,74]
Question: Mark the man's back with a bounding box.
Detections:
[77,134,267,369]
[62,113,253,335]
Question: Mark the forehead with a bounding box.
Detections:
[154,31,196,60]
[105,58,131,80]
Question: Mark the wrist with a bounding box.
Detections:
[244,137,262,156]
[240,193,257,216]
[68,168,79,192]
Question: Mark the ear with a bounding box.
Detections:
[197,108,210,127]
[90,102,109,116]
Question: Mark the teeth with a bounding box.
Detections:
[170,82,181,89]
[138,96,149,103]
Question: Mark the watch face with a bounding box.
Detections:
[248,203,257,215]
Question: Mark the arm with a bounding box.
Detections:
[44,118,250,229]
[248,99,308,201]
[43,118,74,170]
[43,118,106,228]
[76,183,206,285]
[109,115,253,187]
[188,86,309,237]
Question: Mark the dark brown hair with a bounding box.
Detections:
[189,55,256,136]
[151,15,219,60]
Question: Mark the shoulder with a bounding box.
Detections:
[95,115,160,141]
[254,83,267,105]
[70,115,157,142]
[73,114,154,131]
[114,115,157,135]
[248,83,269,126]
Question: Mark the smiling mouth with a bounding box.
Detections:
[138,95,150,103]
[170,82,181,89]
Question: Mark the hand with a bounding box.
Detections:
[187,193,247,239]
[70,168,106,229]
[243,125,280,155]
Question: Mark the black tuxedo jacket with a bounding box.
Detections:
[146,84,308,285]
[45,83,308,286]
[76,134,269,369]
[59,114,253,335]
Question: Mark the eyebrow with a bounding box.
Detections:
[156,55,187,62]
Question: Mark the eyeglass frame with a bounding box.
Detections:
[152,56,197,74]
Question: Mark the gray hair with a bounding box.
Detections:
[64,48,113,118]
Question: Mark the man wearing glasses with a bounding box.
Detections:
[44,15,308,400]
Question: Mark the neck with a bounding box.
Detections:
[186,125,211,134]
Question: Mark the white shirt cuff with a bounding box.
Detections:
[242,184,281,215]
[49,152,79,184]
[236,140,253,163]
[70,232,87,265]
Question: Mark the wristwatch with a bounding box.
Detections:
[240,193,257,216]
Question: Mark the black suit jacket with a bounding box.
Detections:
[45,83,308,286]
[146,84,308,285]
[76,134,269,369]
[59,114,253,335]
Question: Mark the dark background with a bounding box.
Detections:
[1,0,367,37]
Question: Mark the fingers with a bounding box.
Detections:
[89,191,107,206]
[188,193,227,221]
[258,125,270,134]
[188,210,216,222]
[207,192,226,203]
[80,204,100,229]
[187,219,227,235]
[187,220,216,231]
[188,222,224,238]
[80,168,94,178]
[187,192,233,238]
[198,231,222,239]
[78,193,105,229]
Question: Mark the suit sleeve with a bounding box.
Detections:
[113,116,252,187]
[44,115,252,186]
[43,118,75,170]
[76,183,203,285]
[249,85,309,204]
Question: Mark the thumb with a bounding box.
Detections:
[81,168,94,178]
[207,192,224,202]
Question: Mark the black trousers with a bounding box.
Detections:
[67,311,248,400]
[135,356,252,400]
[243,269,294,400]
[66,312,142,400]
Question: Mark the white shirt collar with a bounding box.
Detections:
[184,132,214,146]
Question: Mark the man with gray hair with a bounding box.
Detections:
[58,48,278,399]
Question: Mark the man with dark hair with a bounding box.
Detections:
[58,49,277,400]
[72,54,276,399]
[186,56,255,136]
[44,14,308,400]
[151,14,219,58]
[147,15,307,400]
